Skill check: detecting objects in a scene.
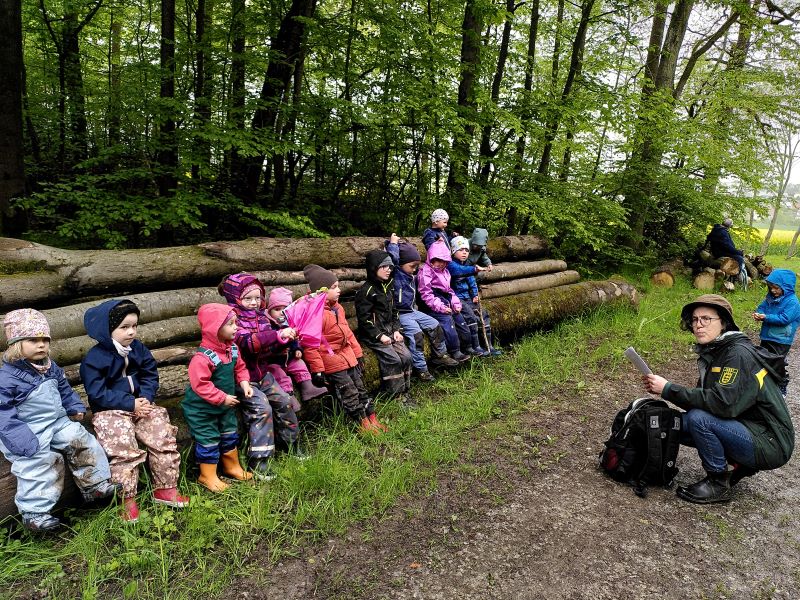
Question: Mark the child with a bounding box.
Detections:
[265,287,328,404]
[0,309,121,532]
[417,240,472,362]
[385,234,459,382]
[219,274,304,469]
[449,236,502,357]
[355,249,414,406]
[422,209,452,249]
[302,264,388,434]
[182,303,257,491]
[81,300,189,522]
[753,269,800,393]
[468,228,493,271]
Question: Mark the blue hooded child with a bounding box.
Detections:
[755,269,800,350]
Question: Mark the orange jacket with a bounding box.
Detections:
[303,302,362,375]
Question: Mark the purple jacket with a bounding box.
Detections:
[417,240,462,314]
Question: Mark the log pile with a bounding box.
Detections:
[0,235,638,518]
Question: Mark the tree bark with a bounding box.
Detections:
[157,0,178,196]
[479,271,580,299]
[0,0,25,234]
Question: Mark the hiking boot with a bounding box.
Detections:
[416,370,436,383]
[729,463,758,487]
[121,497,140,523]
[430,354,459,368]
[451,351,471,363]
[22,512,61,532]
[153,487,190,508]
[676,471,732,504]
[248,458,276,482]
[487,347,503,357]
[466,346,487,356]
[82,480,124,503]
[369,413,389,432]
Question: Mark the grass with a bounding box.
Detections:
[0,259,793,599]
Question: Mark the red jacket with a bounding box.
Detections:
[303,301,362,375]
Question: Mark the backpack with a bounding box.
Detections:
[599,398,682,498]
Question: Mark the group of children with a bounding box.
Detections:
[0,209,500,531]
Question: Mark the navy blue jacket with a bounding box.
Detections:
[447,259,479,300]
[80,299,159,413]
[422,227,452,250]
[386,241,418,312]
[706,224,743,258]
[0,359,84,457]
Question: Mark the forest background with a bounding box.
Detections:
[1,0,799,270]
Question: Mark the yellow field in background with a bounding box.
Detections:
[756,228,795,243]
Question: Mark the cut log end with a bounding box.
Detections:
[693,272,716,291]
[650,271,674,287]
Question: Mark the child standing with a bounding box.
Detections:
[468,228,493,271]
[385,235,459,382]
[417,240,472,362]
[355,249,414,406]
[302,264,388,434]
[182,303,256,491]
[81,300,189,522]
[219,274,303,469]
[448,236,502,357]
[0,309,121,532]
[422,209,452,249]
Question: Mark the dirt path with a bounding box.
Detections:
[226,345,800,600]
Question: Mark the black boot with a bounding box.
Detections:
[676,471,732,504]
[729,463,758,487]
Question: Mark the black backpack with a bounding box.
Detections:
[599,398,682,498]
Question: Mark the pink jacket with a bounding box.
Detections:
[417,240,462,314]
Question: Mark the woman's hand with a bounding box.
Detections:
[643,374,668,395]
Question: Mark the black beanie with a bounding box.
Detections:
[303,264,338,292]
[398,242,421,265]
[109,300,140,333]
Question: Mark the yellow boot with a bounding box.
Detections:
[198,463,229,492]
[220,449,253,481]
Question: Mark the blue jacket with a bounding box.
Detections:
[422,227,452,250]
[0,359,85,457]
[386,241,417,312]
[757,269,800,346]
[706,224,743,258]
[80,299,159,413]
[447,259,479,301]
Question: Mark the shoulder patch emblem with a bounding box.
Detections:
[720,367,738,385]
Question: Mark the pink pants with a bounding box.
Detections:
[265,357,312,394]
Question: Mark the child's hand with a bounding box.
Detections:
[241,381,254,398]
[392,331,404,343]
[453,305,462,313]
[472,296,479,304]
[486,264,493,271]
[753,312,766,322]
[69,412,85,422]
[294,349,303,359]
[441,307,452,314]
[134,398,153,415]
[379,334,392,345]
[223,395,240,407]
[390,233,399,244]
[281,327,298,341]
[475,265,486,272]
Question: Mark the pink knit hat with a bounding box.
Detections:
[4,309,51,344]
[267,287,294,312]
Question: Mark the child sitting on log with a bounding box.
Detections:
[355,249,415,408]
[302,265,388,435]
[416,240,473,361]
[218,274,304,470]
[448,237,502,357]
[81,299,189,522]
[385,234,459,382]
[468,228,493,272]
[265,287,328,405]
[0,309,121,532]
[422,209,453,249]
[182,303,260,490]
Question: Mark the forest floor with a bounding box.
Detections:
[220,340,800,600]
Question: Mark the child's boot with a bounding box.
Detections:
[121,497,140,523]
[153,487,191,508]
[298,378,329,401]
[415,369,436,382]
[220,449,254,481]
[198,463,230,492]
[359,416,381,435]
[22,512,61,533]
[248,458,276,481]
[82,480,124,503]
[369,413,389,432]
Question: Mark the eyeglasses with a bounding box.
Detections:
[690,316,720,326]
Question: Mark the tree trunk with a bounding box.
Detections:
[157,0,178,196]
[0,0,25,234]
[227,0,246,190]
[107,17,122,146]
[479,271,581,299]
[192,0,214,181]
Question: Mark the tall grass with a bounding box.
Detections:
[0,271,776,599]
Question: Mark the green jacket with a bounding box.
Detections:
[662,332,794,470]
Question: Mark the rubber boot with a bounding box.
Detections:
[359,416,381,435]
[298,378,328,402]
[729,463,758,487]
[676,471,732,504]
[220,449,253,481]
[369,412,389,432]
[427,328,459,368]
[198,463,230,492]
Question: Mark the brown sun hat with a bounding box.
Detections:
[680,294,739,331]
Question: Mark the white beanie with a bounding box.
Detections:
[450,236,470,253]
[431,209,449,223]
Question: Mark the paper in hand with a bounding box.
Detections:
[624,346,652,375]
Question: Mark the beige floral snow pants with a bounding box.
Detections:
[92,406,180,498]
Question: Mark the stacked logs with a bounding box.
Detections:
[0,235,639,518]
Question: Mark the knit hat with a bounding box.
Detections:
[378,255,394,270]
[431,209,449,223]
[267,287,294,312]
[470,228,489,247]
[218,272,266,308]
[397,242,421,265]
[680,294,739,332]
[4,309,51,344]
[722,218,733,228]
[450,236,470,253]
[108,300,140,333]
[241,282,262,299]
[303,264,338,292]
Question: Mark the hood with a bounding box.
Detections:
[219,272,266,309]
[84,299,128,350]
[426,240,452,265]
[197,303,235,351]
[765,269,796,298]
[470,228,489,246]
[365,249,393,283]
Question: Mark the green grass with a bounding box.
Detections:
[0,263,788,599]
